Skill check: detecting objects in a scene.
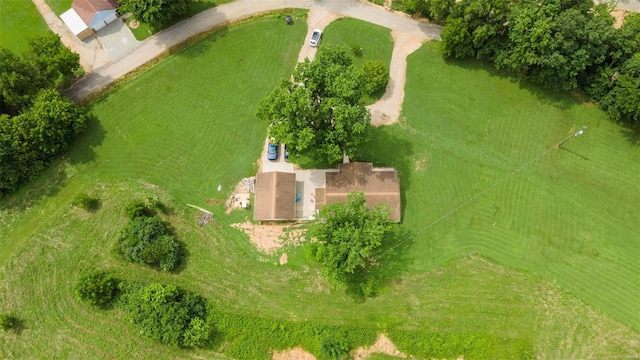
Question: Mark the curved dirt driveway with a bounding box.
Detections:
[66,0,442,103]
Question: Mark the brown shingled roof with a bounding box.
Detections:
[254,172,296,221]
[72,0,117,26]
[324,162,401,222]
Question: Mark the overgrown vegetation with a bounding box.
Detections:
[74,269,120,307]
[0,313,19,331]
[123,282,214,348]
[72,192,100,211]
[115,205,183,271]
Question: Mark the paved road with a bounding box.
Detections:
[66,0,443,102]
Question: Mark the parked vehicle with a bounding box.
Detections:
[309,29,322,47]
[267,142,278,161]
[284,145,289,162]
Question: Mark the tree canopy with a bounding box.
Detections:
[306,192,393,284]
[115,214,183,271]
[119,0,191,29]
[256,47,373,164]
[75,269,120,307]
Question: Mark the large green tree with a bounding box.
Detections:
[306,192,393,284]
[441,0,511,60]
[23,32,80,89]
[256,47,372,164]
[0,89,88,195]
[494,0,616,90]
[119,0,191,29]
[600,54,640,124]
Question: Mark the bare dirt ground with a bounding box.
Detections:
[231,221,306,256]
[352,334,409,359]
[368,30,426,126]
[273,348,316,360]
[297,8,343,62]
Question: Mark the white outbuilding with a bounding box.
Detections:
[61,0,118,40]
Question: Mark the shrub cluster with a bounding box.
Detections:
[0,313,19,331]
[123,283,213,348]
[362,60,389,94]
[115,214,182,271]
[74,269,120,307]
[72,192,100,211]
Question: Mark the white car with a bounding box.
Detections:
[309,29,322,47]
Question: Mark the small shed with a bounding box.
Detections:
[61,0,118,40]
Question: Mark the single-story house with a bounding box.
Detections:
[253,162,401,222]
[61,0,118,40]
[319,162,401,222]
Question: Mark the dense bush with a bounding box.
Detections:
[124,283,213,347]
[72,192,100,211]
[124,199,151,219]
[115,215,182,271]
[362,60,389,94]
[75,269,120,307]
[0,313,18,330]
[320,337,350,360]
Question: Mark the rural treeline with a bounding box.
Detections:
[0,33,88,195]
[438,0,640,124]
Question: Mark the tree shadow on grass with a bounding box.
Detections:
[0,158,68,212]
[172,25,229,59]
[444,57,584,111]
[620,122,640,147]
[67,112,106,165]
[344,226,415,302]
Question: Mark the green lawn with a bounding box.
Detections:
[320,18,393,67]
[1,15,640,360]
[44,0,72,16]
[0,0,50,53]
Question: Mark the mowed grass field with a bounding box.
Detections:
[1,15,640,359]
[0,0,50,52]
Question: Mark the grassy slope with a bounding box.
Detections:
[0,0,50,53]
[362,41,640,330]
[1,17,639,360]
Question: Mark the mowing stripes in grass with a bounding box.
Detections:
[0,0,50,53]
[396,41,640,331]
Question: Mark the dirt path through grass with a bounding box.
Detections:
[368,30,426,126]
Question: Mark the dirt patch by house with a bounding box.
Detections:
[231,221,306,254]
[225,177,255,214]
[352,333,408,359]
[273,347,316,360]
